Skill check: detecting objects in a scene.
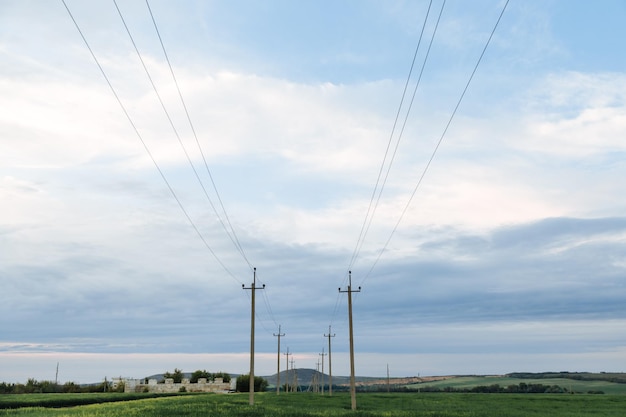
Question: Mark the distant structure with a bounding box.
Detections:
[124,377,232,393]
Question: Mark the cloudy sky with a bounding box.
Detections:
[1,0,625,384]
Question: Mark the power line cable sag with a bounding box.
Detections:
[144,0,253,270]
[332,1,436,327]
[347,0,434,275]
[253,271,279,329]
[358,0,511,288]
[349,0,446,277]
[113,0,253,272]
[142,0,280,332]
[61,0,242,286]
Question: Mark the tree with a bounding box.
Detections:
[214,372,231,383]
[63,381,81,393]
[191,370,211,383]
[163,368,184,383]
[235,374,268,392]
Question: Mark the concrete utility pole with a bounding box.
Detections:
[242,267,265,405]
[273,325,285,395]
[283,348,291,393]
[339,270,361,411]
[324,326,335,396]
[319,348,327,395]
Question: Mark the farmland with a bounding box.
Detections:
[1,392,626,416]
[404,375,626,395]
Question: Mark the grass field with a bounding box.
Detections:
[0,392,181,409]
[406,375,626,394]
[1,392,625,416]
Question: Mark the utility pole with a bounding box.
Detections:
[324,326,335,396]
[290,359,297,392]
[319,348,327,395]
[273,325,285,395]
[387,364,390,393]
[339,270,361,411]
[242,267,265,405]
[283,348,291,393]
[312,360,320,392]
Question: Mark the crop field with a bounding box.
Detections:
[408,375,626,394]
[1,392,626,416]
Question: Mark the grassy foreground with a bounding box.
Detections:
[1,392,625,416]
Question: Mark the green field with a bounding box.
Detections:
[1,392,626,416]
[408,375,626,394]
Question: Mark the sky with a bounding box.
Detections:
[1,0,625,384]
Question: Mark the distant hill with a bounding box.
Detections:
[143,369,384,389]
[262,368,392,388]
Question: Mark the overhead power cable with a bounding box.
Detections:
[358,0,446,262]
[143,1,280,334]
[358,0,511,287]
[113,0,254,272]
[347,0,434,274]
[61,0,242,285]
[144,0,253,270]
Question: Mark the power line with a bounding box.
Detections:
[353,0,446,272]
[358,0,511,287]
[144,0,253,270]
[347,0,435,272]
[113,0,254,273]
[141,1,285,337]
[61,0,242,285]
[334,1,440,328]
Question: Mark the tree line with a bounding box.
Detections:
[0,379,123,394]
[367,382,604,394]
[507,372,626,384]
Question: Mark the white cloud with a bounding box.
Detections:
[521,72,626,156]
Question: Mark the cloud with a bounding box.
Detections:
[521,72,626,157]
[1,1,625,383]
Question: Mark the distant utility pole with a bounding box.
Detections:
[273,325,285,395]
[319,348,327,395]
[312,360,320,392]
[339,270,361,411]
[283,348,291,393]
[324,326,335,396]
[242,267,265,405]
[290,359,297,392]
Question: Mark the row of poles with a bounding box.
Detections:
[244,268,361,410]
[275,330,333,395]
